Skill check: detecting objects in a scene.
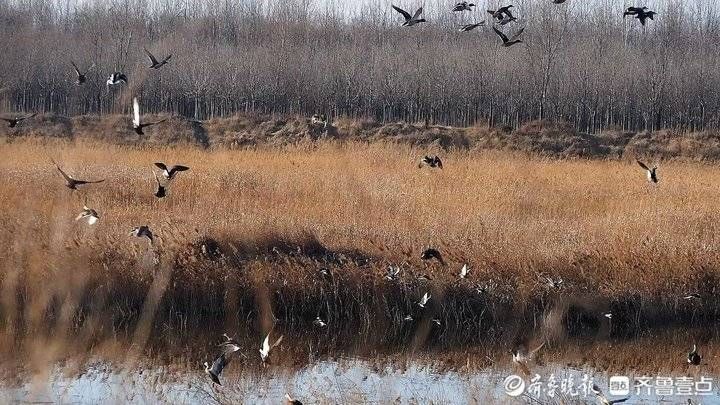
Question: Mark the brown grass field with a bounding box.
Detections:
[2,136,720,359]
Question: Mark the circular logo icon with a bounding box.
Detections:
[504,374,526,397]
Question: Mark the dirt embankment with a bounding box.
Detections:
[4,113,720,160]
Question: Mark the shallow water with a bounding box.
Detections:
[3,340,720,404]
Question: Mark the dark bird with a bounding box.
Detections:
[1,113,36,128]
[636,9,656,25]
[153,172,167,198]
[204,337,241,386]
[106,72,128,86]
[421,248,446,265]
[488,5,514,20]
[144,48,172,69]
[154,162,190,181]
[498,14,518,25]
[493,26,525,47]
[52,159,105,190]
[220,333,241,349]
[452,1,475,12]
[623,6,648,17]
[419,155,443,169]
[636,160,658,183]
[552,0,567,3]
[688,344,701,365]
[129,226,154,244]
[392,5,427,26]
[71,61,91,85]
[591,384,630,405]
[133,97,167,135]
[459,22,485,32]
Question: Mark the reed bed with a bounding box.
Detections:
[1,138,720,359]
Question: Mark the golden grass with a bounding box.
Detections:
[1,137,720,348]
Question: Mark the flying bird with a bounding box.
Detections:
[204,337,242,386]
[488,5,514,20]
[551,0,567,3]
[591,384,630,405]
[459,22,485,32]
[76,205,99,225]
[623,6,648,17]
[133,97,167,135]
[1,113,36,128]
[421,248,446,265]
[260,332,284,362]
[635,9,656,25]
[417,292,431,308]
[688,344,701,365]
[52,159,105,190]
[106,72,128,86]
[636,160,658,183]
[493,26,524,47]
[154,162,190,181]
[313,316,327,327]
[497,14,518,25]
[419,155,443,169]
[385,265,401,280]
[153,172,167,198]
[452,1,475,12]
[511,341,545,375]
[144,48,172,69]
[129,226,153,244]
[459,264,470,279]
[71,61,91,85]
[392,5,427,26]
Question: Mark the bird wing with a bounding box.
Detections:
[144,48,159,65]
[52,159,74,183]
[636,160,650,171]
[0,117,13,123]
[154,162,168,172]
[528,341,545,358]
[74,179,105,185]
[411,7,423,20]
[210,353,228,376]
[162,54,172,63]
[435,156,443,169]
[509,27,525,42]
[609,398,630,404]
[168,165,190,176]
[71,61,82,76]
[19,113,36,121]
[143,118,167,127]
[262,334,270,354]
[133,97,141,127]
[392,5,412,20]
[271,334,284,350]
[493,27,510,43]
[503,9,515,19]
[118,73,128,83]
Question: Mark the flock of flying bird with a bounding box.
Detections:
[0,2,672,402]
[390,1,657,48]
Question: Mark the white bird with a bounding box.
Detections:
[76,205,99,225]
[313,316,327,327]
[385,265,401,280]
[511,342,545,375]
[403,314,414,322]
[418,292,431,308]
[106,72,127,86]
[459,264,470,279]
[591,384,630,404]
[603,312,613,319]
[154,162,190,181]
[260,332,284,362]
[636,160,658,183]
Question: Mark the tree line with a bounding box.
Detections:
[1,0,719,132]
